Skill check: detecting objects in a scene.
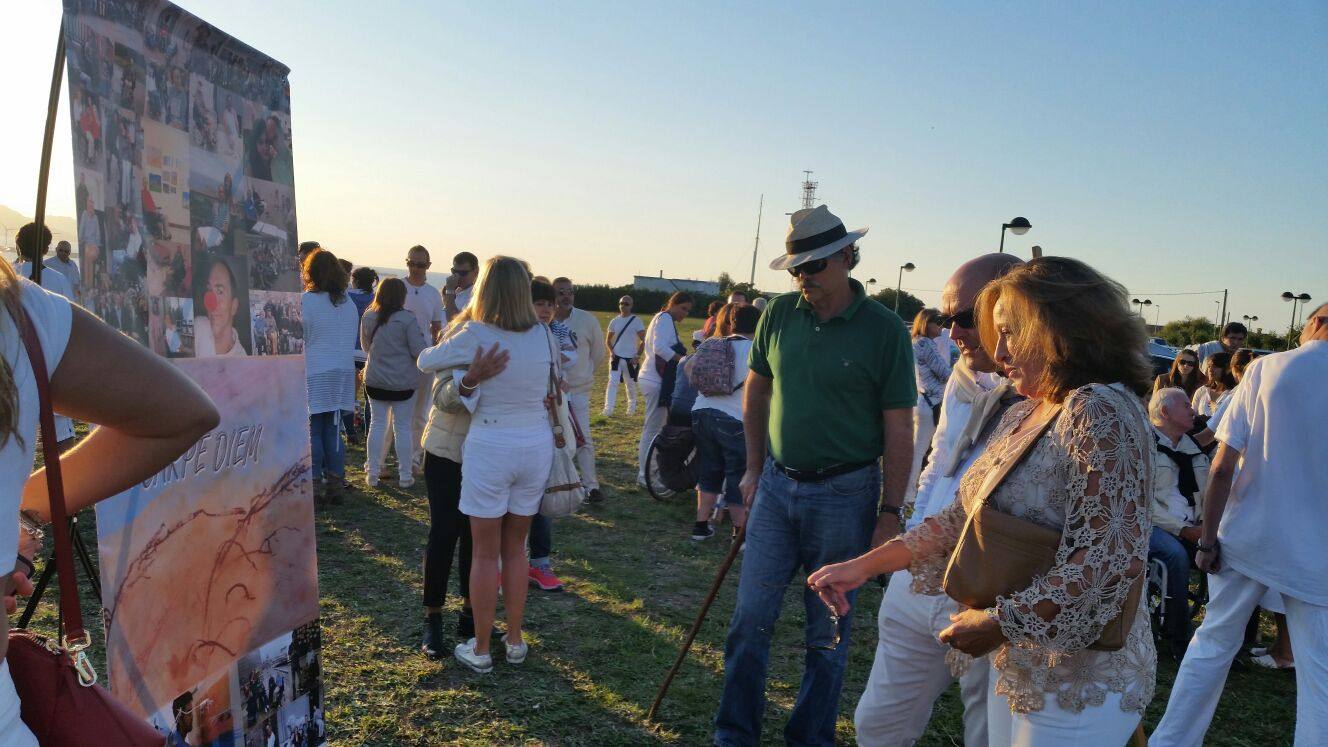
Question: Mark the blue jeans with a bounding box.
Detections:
[309,411,345,480]
[1149,526,1197,649]
[714,458,880,747]
[530,513,552,568]
[693,409,746,505]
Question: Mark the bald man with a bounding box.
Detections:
[854,253,1022,747]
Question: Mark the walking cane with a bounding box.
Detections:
[646,521,748,721]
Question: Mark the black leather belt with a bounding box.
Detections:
[772,460,876,483]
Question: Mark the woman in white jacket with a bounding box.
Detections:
[417,256,555,673]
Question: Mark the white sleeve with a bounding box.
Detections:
[913,375,961,506]
[451,369,479,413]
[1215,362,1260,451]
[417,324,480,373]
[18,279,73,376]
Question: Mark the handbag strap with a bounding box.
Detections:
[971,403,1062,509]
[16,310,90,651]
[541,324,567,449]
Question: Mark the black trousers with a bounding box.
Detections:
[423,452,472,607]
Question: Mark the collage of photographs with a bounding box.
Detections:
[64,0,303,361]
[146,621,326,747]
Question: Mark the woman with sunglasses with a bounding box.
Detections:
[1192,351,1236,418]
[811,257,1155,745]
[1154,349,1204,398]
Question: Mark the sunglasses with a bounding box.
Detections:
[450,267,471,276]
[406,260,430,269]
[939,308,976,330]
[1177,360,1196,368]
[787,257,830,277]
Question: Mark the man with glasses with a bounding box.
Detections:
[554,277,607,504]
[603,295,645,416]
[443,251,478,321]
[1188,321,1247,366]
[713,205,916,747]
[399,244,443,474]
[852,252,1022,746]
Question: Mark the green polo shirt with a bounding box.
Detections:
[748,279,917,472]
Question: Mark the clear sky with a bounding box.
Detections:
[2,1,1325,328]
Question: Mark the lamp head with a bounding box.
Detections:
[902,262,915,272]
[1282,291,1296,302]
[1005,216,1031,235]
[1298,293,1312,302]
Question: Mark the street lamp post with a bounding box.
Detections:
[1131,298,1152,316]
[1153,304,1162,326]
[895,263,915,314]
[999,217,1031,253]
[1283,291,1312,347]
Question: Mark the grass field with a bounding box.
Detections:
[24,310,1296,745]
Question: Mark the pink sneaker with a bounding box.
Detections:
[527,564,564,592]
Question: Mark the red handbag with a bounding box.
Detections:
[7,310,165,746]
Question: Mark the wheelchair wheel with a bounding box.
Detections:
[644,434,695,502]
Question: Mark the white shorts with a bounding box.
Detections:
[460,426,553,519]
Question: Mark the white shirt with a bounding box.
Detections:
[1191,385,1228,418]
[445,285,473,323]
[1150,425,1207,531]
[301,292,359,414]
[558,307,605,395]
[44,257,81,297]
[417,322,552,431]
[13,262,73,302]
[907,367,1003,529]
[692,337,752,422]
[1188,340,1229,366]
[1215,340,1328,605]
[639,311,681,385]
[194,320,248,358]
[608,314,645,358]
[403,278,443,339]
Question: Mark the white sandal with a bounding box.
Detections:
[1250,654,1294,670]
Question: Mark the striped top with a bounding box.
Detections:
[301,291,359,414]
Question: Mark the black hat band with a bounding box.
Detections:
[786,224,847,255]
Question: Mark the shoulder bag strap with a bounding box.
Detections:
[540,324,566,449]
[17,311,89,649]
[971,404,1062,509]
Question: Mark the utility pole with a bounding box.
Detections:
[1220,289,1228,329]
[748,194,763,286]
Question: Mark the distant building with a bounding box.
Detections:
[632,274,720,296]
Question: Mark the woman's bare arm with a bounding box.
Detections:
[21,305,219,521]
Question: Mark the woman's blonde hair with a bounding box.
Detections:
[0,261,25,447]
[468,256,537,332]
[910,308,941,339]
[976,256,1151,403]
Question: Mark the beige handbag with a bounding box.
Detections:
[540,325,586,517]
[941,404,1143,652]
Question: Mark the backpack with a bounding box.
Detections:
[688,336,743,397]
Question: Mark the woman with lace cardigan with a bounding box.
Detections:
[810,257,1156,745]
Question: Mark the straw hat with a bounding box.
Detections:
[768,204,869,271]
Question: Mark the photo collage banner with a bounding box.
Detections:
[61,1,324,744]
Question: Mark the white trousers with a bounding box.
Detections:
[410,375,433,469]
[366,395,416,482]
[603,361,638,415]
[568,392,598,491]
[0,661,37,747]
[987,661,1138,746]
[1151,567,1327,746]
[902,400,937,509]
[855,570,989,746]
[636,380,666,481]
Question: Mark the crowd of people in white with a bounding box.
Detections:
[1,211,1323,746]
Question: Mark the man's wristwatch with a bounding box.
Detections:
[878,504,903,519]
[1196,540,1218,553]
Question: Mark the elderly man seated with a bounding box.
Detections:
[1149,387,1212,660]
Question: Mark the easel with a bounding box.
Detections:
[17,20,106,625]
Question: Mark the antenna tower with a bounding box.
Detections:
[748,194,764,285]
[800,170,818,210]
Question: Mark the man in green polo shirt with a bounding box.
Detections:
[714,205,916,747]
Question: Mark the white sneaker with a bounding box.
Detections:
[453,638,493,673]
[600,409,613,418]
[365,474,380,488]
[502,634,529,664]
[399,478,415,489]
